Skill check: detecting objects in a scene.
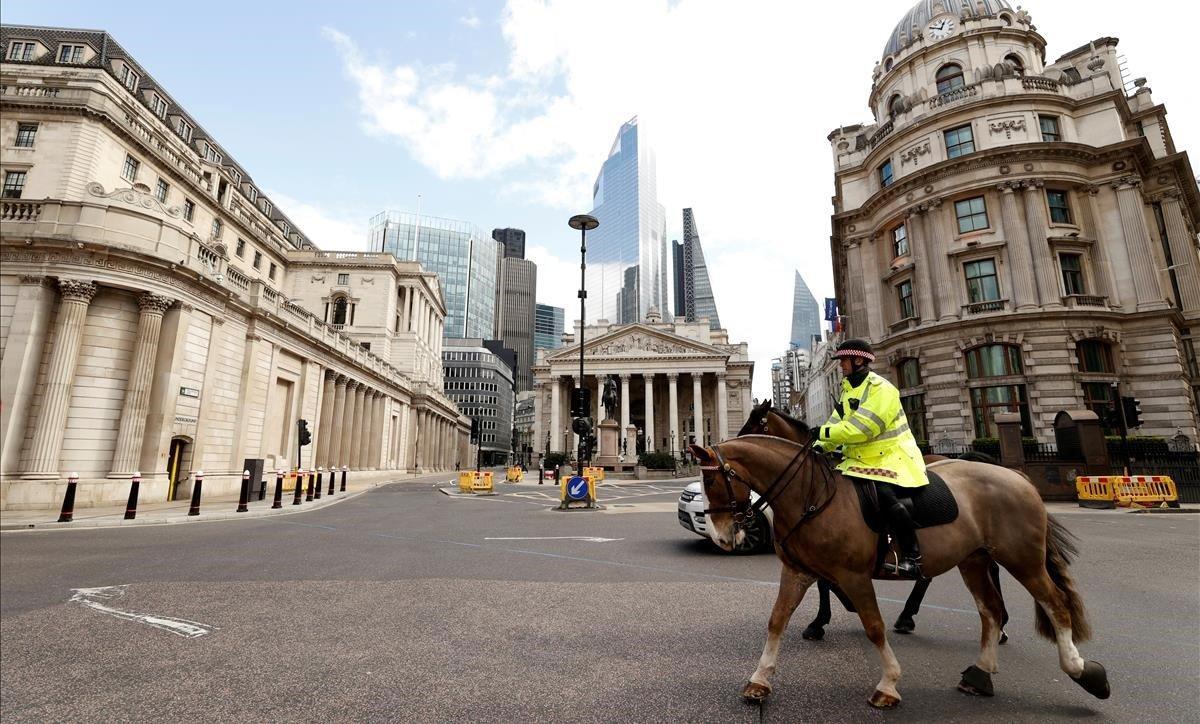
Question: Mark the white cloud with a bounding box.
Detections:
[526,243,578,314]
[266,190,367,252]
[459,13,481,29]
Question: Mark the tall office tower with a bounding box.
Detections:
[586,116,669,324]
[534,303,565,352]
[370,211,500,338]
[671,208,721,329]
[492,227,526,260]
[790,270,822,349]
[495,254,537,391]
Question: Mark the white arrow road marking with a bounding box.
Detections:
[69,585,216,638]
[483,536,624,543]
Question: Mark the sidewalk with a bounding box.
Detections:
[0,471,458,532]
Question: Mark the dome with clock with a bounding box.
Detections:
[883,0,1014,59]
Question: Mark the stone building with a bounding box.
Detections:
[0,25,468,510]
[827,1,1200,446]
[531,309,753,459]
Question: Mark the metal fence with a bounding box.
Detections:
[1109,448,1200,504]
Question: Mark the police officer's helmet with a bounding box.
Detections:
[833,339,875,363]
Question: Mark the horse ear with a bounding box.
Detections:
[756,399,771,414]
[688,445,712,464]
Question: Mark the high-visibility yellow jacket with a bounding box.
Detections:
[817,371,928,488]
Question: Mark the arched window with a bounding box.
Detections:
[884,57,894,72]
[1004,54,1025,76]
[964,344,1029,438]
[331,297,348,325]
[936,63,965,94]
[889,94,905,118]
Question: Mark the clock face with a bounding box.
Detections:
[928,17,956,40]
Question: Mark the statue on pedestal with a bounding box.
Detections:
[602,375,619,421]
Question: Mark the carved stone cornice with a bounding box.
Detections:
[57,278,98,303]
[1111,176,1142,190]
[87,182,181,218]
[19,274,47,286]
[137,292,174,314]
[988,118,1027,138]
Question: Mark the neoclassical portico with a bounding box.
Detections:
[532,315,753,460]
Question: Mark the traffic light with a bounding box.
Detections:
[1121,396,1143,429]
[572,416,593,437]
[571,387,591,418]
[297,419,312,446]
[470,418,480,444]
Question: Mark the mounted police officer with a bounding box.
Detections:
[815,339,928,579]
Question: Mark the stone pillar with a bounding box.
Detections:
[0,276,56,476]
[643,374,655,452]
[341,382,360,469]
[1113,177,1169,310]
[1082,185,1118,305]
[315,370,337,468]
[413,408,425,470]
[667,373,680,456]
[533,381,544,456]
[22,279,98,479]
[593,376,602,423]
[328,376,349,467]
[717,373,729,442]
[550,376,561,453]
[108,292,174,477]
[397,401,410,469]
[619,374,631,431]
[352,385,369,469]
[923,198,959,321]
[692,373,705,446]
[1021,180,1064,308]
[369,391,385,469]
[845,240,868,337]
[998,182,1038,310]
[1160,191,1200,314]
[907,206,935,322]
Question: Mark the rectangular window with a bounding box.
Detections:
[176,118,193,143]
[9,42,35,61]
[268,262,277,281]
[897,280,915,320]
[944,124,975,159]
[955,196,989,233]
[150,93,168,119]
[154,179,169,203]
[3,171,27,198]
[892,224,909,257]
[1060,253,1085,295]
[210,218,222,239]
[337,273,349,285]
[235,238,246,258]
[901,395,928,443]
[879,160,894,188]
[1081,382,1117,433]
[122,154,140,182]
[183,198,195,222]
[15,123,38,147]
[280,221,290,237]
[253,251,263,269]
[122,66,139,91]
[260,199,272,216]
[964,258,1000,303]
[247,186,258,203]
[57,45,84,64]
[1039,115,1061,142]
[1047,190,1072,224]
[202,142,222,164]
[970,385,1031,438]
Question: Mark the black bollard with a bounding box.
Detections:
[271,469,284,509]
[340,465,348,493]
[305,468,315,502]
[236,469,250,512]
[187,471,204,516]
[314,468,323,500]
[292,469,305,506]
[124,472,141,520]
[57,472,79,522]
[328,466,335,496]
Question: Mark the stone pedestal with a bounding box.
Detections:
[624,425,638,463]
[596,419,621,467]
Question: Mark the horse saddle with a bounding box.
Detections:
[852,471,959,532]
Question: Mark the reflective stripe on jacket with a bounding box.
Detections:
[817,371,927,488]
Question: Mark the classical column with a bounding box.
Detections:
[532,381,544,456]
[845,240,868,336]
[352,385,370,469]
[998,182,1038,310]
[1083,185,1118,305]
[369,391,385,469]
[550,376,561,452]
[923,198,959,321]
[1021,180,1064,308]
[0,276,56,476]
[340,382,360,469]
[1160,191,1200,314]
[1113,177,1169,310]
[414,408,425,469]
[397,401,410,469]
[643,374,655,452]
[314,370,337,468]
[594,376,602,423]
[907,206,935,322]
[667,373,680,456]
[619,374,631,432]
[328,376,349,467]
[717,373,729,443]
[692,373,705,446]
[23,279,98,479]
[109,292,174,477]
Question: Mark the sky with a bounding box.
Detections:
[6,0,1198,402]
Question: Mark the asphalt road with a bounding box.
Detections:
[2,477,1197,722]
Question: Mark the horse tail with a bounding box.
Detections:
[1034,515,1092,642]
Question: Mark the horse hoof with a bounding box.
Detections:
[1070,660,1111,700]
[801,625,825,641]
[957,665,994,697]
[999,630,1009,645]
[742,681,772,703]
[893,616,916,634]
[869,689,901,709]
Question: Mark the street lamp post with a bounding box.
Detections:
[568,214,599,470]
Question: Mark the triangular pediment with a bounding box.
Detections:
[546,323,728,362]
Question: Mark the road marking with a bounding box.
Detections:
[484,536,624,543]
[69,585,215,638]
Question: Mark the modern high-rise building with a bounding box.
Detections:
[534,303,565,351]
[790,270,822,349]
[492,227,526,260]
[671,208,721,330]
[495,255,536,391]
[586,116,669,324]
[370,211,500,339]
[443,338,514,466]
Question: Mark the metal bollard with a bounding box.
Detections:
[341,465,348,493]
[124,472,141,520]
[271,469,284,509]
[188,470,204,516]
[293,469,305,506]
[314,468,323,500]
[327,466,335,496]
[237,469,250,512]
[305,468,315,502]
[58,472,80,522]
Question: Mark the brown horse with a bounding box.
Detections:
[689,432,1109,708]
[738,400,1009,642]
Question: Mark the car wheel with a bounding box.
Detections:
[733,511,772,554]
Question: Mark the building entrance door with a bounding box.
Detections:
[167,438,188,501]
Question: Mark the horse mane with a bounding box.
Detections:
[770,409,811,435]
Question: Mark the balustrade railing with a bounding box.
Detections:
[1063,294,1108,308]
[868,119,894,148]
[964,299,1007,314]
[1021,76,1059,92]
[1,201,42,222]
[928,84,979,109]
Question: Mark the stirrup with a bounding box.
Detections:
[884,555,924,580]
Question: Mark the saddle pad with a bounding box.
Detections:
[853,471,959,532]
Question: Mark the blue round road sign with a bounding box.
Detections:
[566,475,589,500]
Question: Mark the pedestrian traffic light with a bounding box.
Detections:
[571,387,591,418]
[1121,396,1143,429]
[297,419,312,446]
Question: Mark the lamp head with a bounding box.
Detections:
[568,214,599,231]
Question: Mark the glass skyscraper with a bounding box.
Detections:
[534,303,564,352]
[671,208,721,330]
[790,270,822,349]
[586,116,669,324]
[369,211,500,339]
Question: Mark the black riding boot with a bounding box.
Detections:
[883,502,925,580]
